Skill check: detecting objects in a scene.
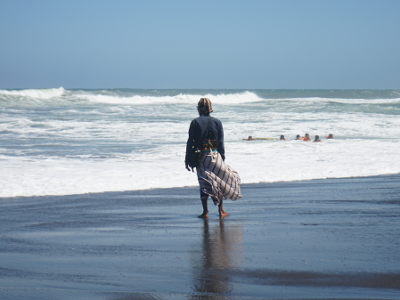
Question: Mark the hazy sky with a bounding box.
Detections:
[1,0,399,89]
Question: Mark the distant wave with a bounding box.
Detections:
[0,87,66,99]
[76,91,400,105]
[0,89,263,105]
[273,97,400,105]
[77,91,263,105]
[1,88,400,107]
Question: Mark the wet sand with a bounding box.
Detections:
[0,174,400,299]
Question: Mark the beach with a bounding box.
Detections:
[1,174,399,299]
[2,0,400,297]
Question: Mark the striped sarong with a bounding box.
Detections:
[197,151,242,205]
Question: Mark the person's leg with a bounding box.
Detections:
[198,191,209,218]
[218,199,230,218]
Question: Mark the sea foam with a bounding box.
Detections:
[0,87,66,99]
[1,88,400,197]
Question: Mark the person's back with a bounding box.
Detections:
[187,114,225,160]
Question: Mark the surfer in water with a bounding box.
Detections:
[313,135,322,142]
[326,133,334,139]
[185,98,242,218]
[303,133,311,141]
[280,135,285,140]
[295,134,303,140]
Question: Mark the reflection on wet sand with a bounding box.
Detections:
[191,219,243,299]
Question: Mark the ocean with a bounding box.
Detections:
[1,88,400,197]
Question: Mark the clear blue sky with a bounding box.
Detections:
[1,0,399,89]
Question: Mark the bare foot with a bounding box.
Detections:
[219,211,230,218]
[198,212,209,218]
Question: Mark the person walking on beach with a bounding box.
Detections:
[185,98,242,218]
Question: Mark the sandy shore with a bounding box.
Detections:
[0,174,399,299]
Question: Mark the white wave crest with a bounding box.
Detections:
[283,97,400,105]
[0,87,66,99]
[79,91,262,105]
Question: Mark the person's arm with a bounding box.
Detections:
[185,120,196,170]
[217,120,225,161]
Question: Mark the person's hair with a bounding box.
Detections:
[315,135,319,139]
[198,98,213,115]
[305,133,309,137]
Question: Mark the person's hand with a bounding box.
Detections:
[185,163,194,172]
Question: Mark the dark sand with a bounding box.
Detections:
[1,174,400,299]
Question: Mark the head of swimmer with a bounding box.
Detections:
[197,98,213,116]
[280,135,285,140]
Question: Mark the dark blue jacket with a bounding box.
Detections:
[185,114,225,163]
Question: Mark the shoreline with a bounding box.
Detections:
[2,172,400,200]
[1,174,399,299]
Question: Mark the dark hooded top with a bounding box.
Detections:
[185,113,225,164]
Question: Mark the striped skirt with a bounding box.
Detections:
[197,151,242,205]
